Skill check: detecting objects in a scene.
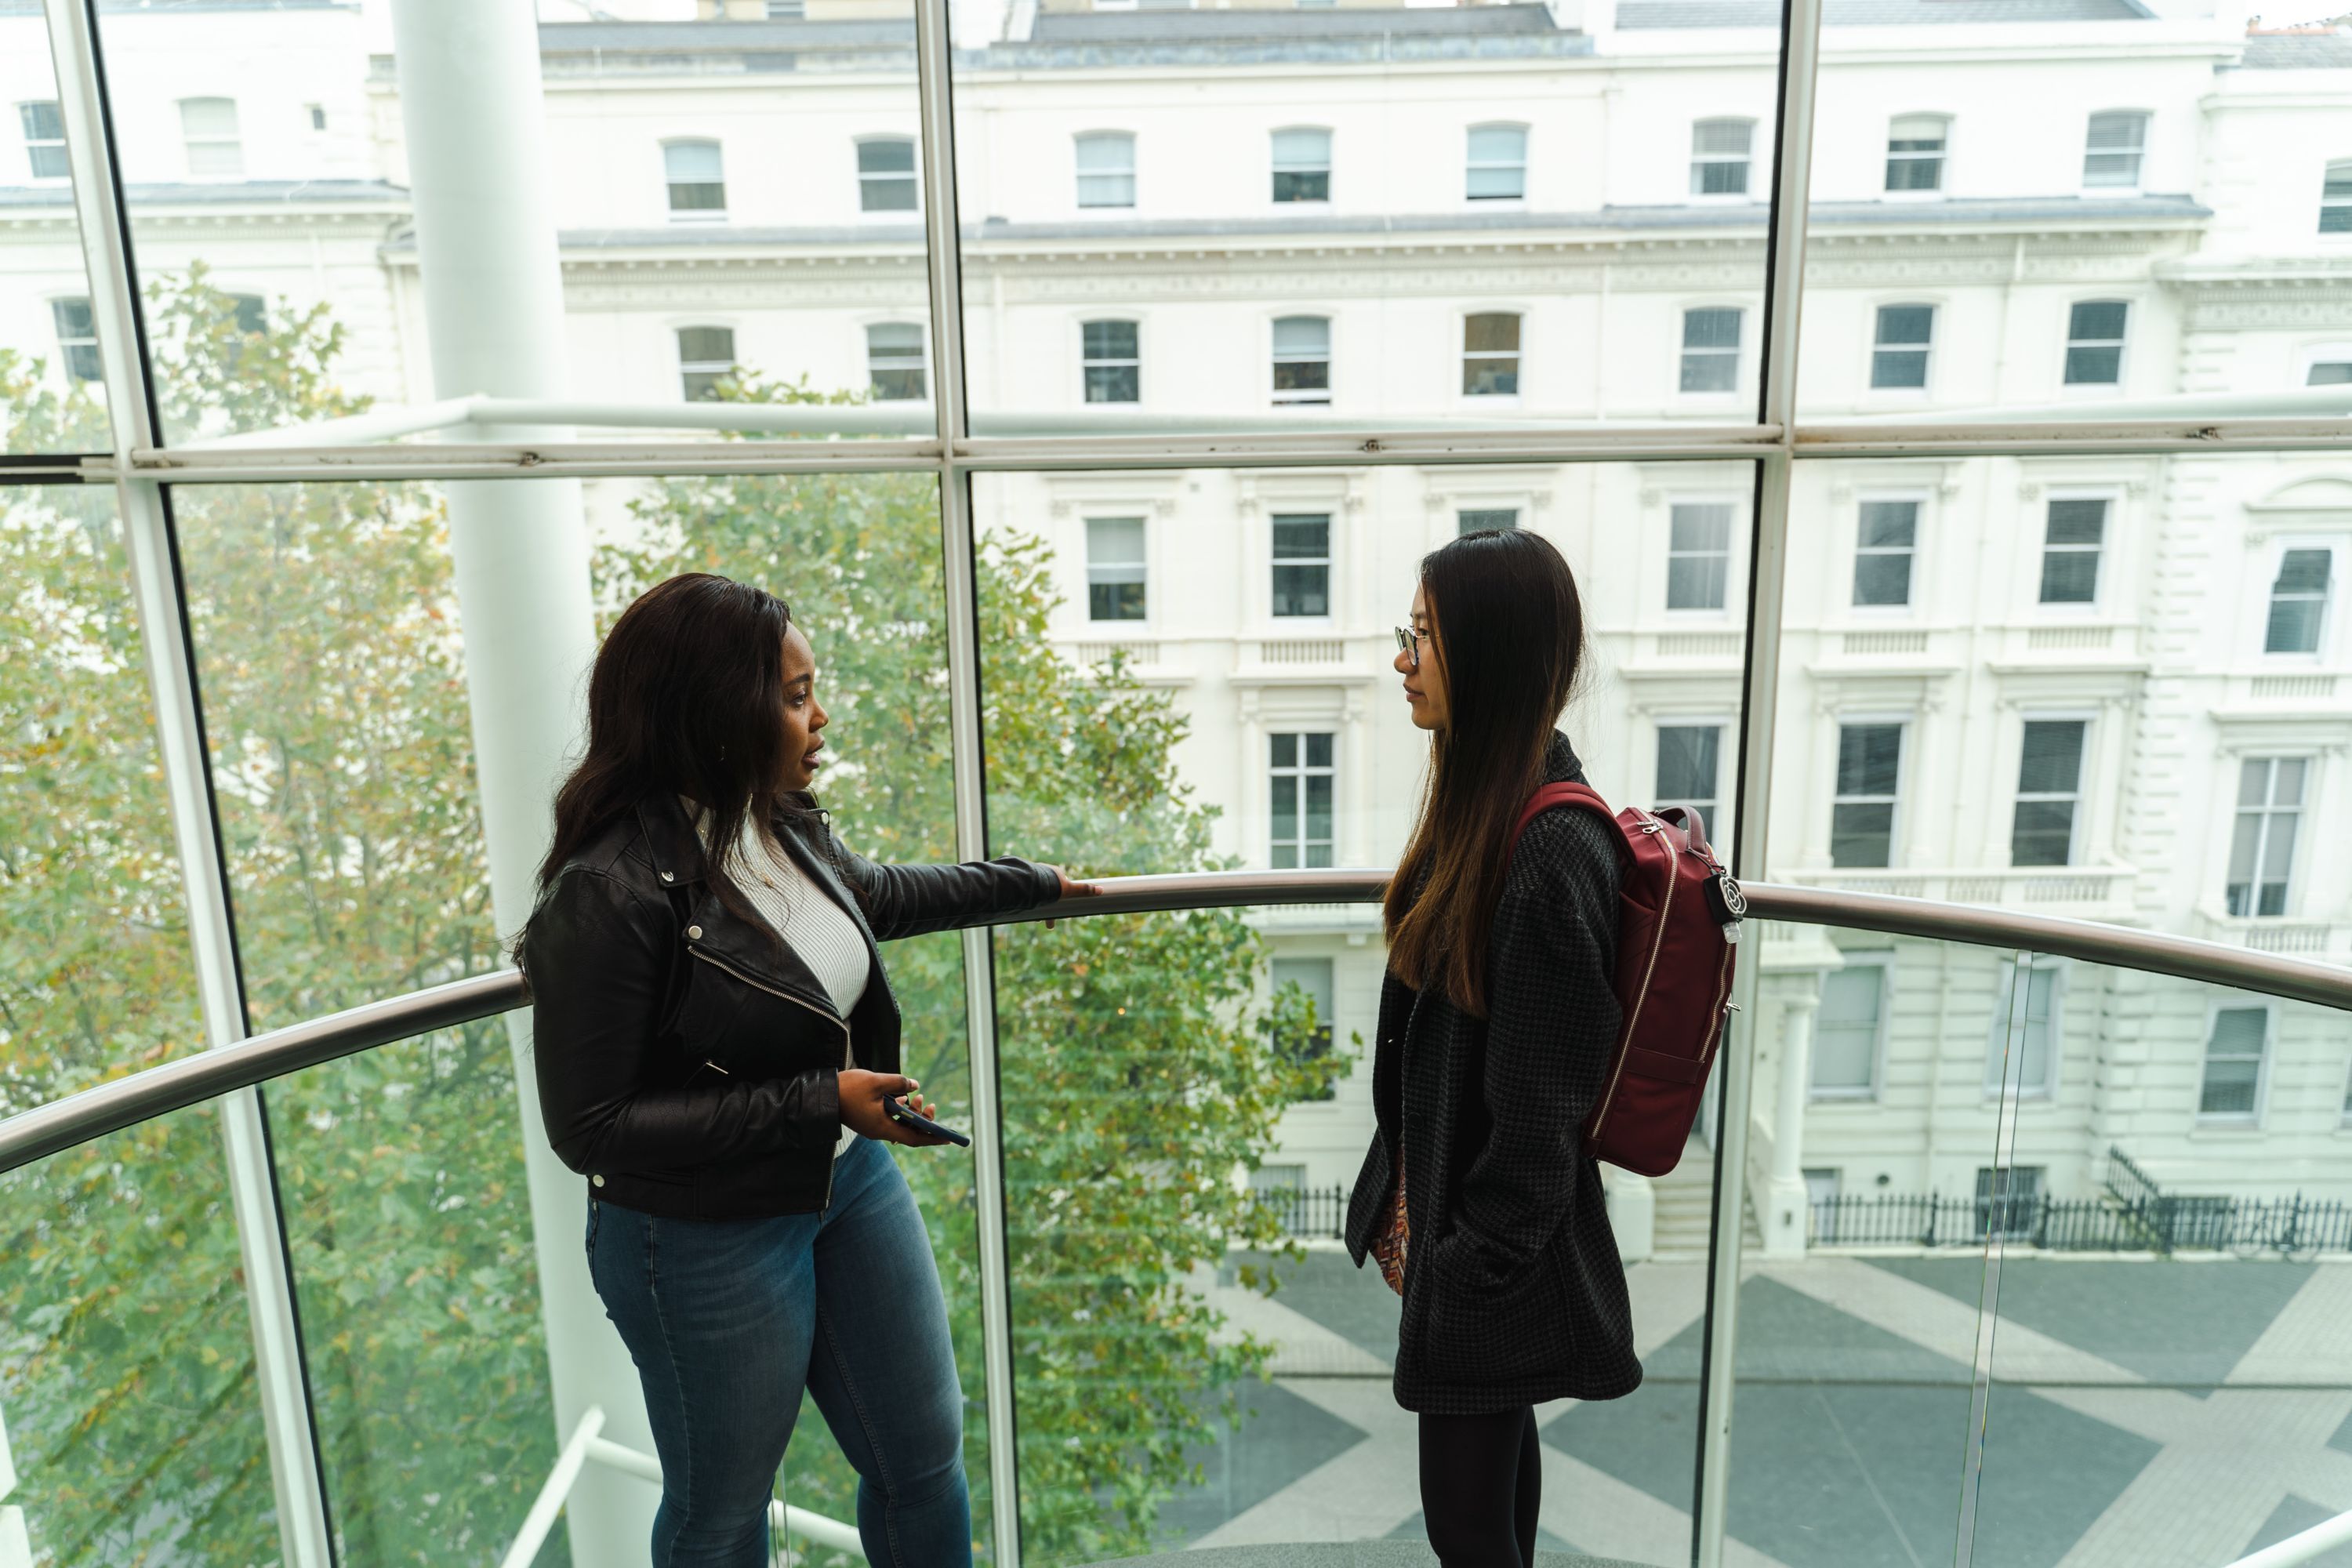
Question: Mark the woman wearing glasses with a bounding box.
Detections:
[518,573,1097,1567]
[1348,528,1639,1566]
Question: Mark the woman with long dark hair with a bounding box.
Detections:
[1346,529,1638,1565]
[518,572,1094,1567]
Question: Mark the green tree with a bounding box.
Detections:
[1,298,1334,1568]
[0,343,270,1568]
[1,273,560,1568]
[610,381,1339,1562]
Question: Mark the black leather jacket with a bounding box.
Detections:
[518,791,1060,1219]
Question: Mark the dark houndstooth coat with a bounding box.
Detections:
[1345,730,1641,1415]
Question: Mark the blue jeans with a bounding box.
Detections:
[586,1138,973,1568]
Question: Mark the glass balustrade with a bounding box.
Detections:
[0,1107,279,1568]
[1,906,2347,1567]
[9,0,2352,1563]
[1972,960,2352,1568]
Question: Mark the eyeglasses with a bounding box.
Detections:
[1395,626,1430,670]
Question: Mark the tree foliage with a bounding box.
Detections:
[2,273,555,1568]
[0,307,1333,1568]
[609,375,1338,1561]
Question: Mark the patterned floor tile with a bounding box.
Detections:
[1159,1252,2352,1566]
[2244,1495,2352,1568]
[1157,1377,1373,1543]
[1867,1258,2316,1385]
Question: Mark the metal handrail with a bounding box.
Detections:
[2,871,2347,1176]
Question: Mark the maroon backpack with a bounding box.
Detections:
[1509,783,1745,1178]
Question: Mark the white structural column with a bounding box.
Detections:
[42,3,336,1566]
[387,9,648,1568]
[1761,995,1819,1258]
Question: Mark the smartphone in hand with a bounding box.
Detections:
[885,1096,972,1147]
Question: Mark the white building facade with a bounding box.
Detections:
[3,0,2348,1250]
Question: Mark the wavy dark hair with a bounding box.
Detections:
[1381,528,1587,1018]
[531,572,804,938]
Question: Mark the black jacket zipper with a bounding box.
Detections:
[689,945,851,1210]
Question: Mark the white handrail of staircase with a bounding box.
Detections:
[500,1405,869,1566]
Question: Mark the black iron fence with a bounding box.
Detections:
[1254,1184,1352,1242]
[1258,1173,2352,1256]
[2104,1144,2165,1216]
[1808,1190,2352,1254]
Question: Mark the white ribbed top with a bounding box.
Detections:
[693,804,872,1151]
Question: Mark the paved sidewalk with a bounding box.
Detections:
[1156,1250,2352,1568]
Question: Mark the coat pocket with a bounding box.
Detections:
[1411,1241,1573,1385]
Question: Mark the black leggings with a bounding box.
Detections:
[1419,1406,1541,1567]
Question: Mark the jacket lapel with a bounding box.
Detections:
[633,792,843,1018]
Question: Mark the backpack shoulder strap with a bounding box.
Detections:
[1509,781,1612,859]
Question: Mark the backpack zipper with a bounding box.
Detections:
[690,945,850,1210]
[1589,811,1680,1139]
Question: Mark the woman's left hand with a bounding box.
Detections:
[1043,866,1105,929]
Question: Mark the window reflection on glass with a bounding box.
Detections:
[2321,159,2352,234]
[1271,126,1330,203]
[1086,516,1148,621]
[19,99,67,180]
[1654,721,1721,829]
[2063,299,2129,386]
[178,95,242,177]
[677,324,737,401]
[857,136,918,212]
[1870,303,1934,390]
[1082,319,1140,404]
[1457,506,1517,534]
[2263,547,2332,655]
[1269,514,1330,616]
[2198,1005,2270,1120]
[2082,109,2147,189]
[1680,306,1741,394]
[1667,502,1733,610]
[2227,756,2305,917]
[1465,122,1526,200]
[664,138,726,216]
[866,321,927,401]
[2038,497,2107,604]
[1690,117,1753,196]
[1810,960,1886,1098]
[1833,722,1903,868]
[49,296,100,385]
[1883,113,1947,192]
[2310,358,2352,387]
[1461,311,1520,397]
[1270,315,1330,405]
[1976,1163,2044,1239]
[2011,719,2086,868]
[1076,130,1136,208]
[1269,731,1334,869]
[1271,955,1336,1083]
[1853,498,1918,607]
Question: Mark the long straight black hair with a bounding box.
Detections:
[1381,528,1587,1017]
[532,572,802,933]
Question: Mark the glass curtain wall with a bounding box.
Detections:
[5,1,2352,1567]
[975,461,1750,1559]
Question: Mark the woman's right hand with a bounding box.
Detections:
[837,1069,953,1146]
